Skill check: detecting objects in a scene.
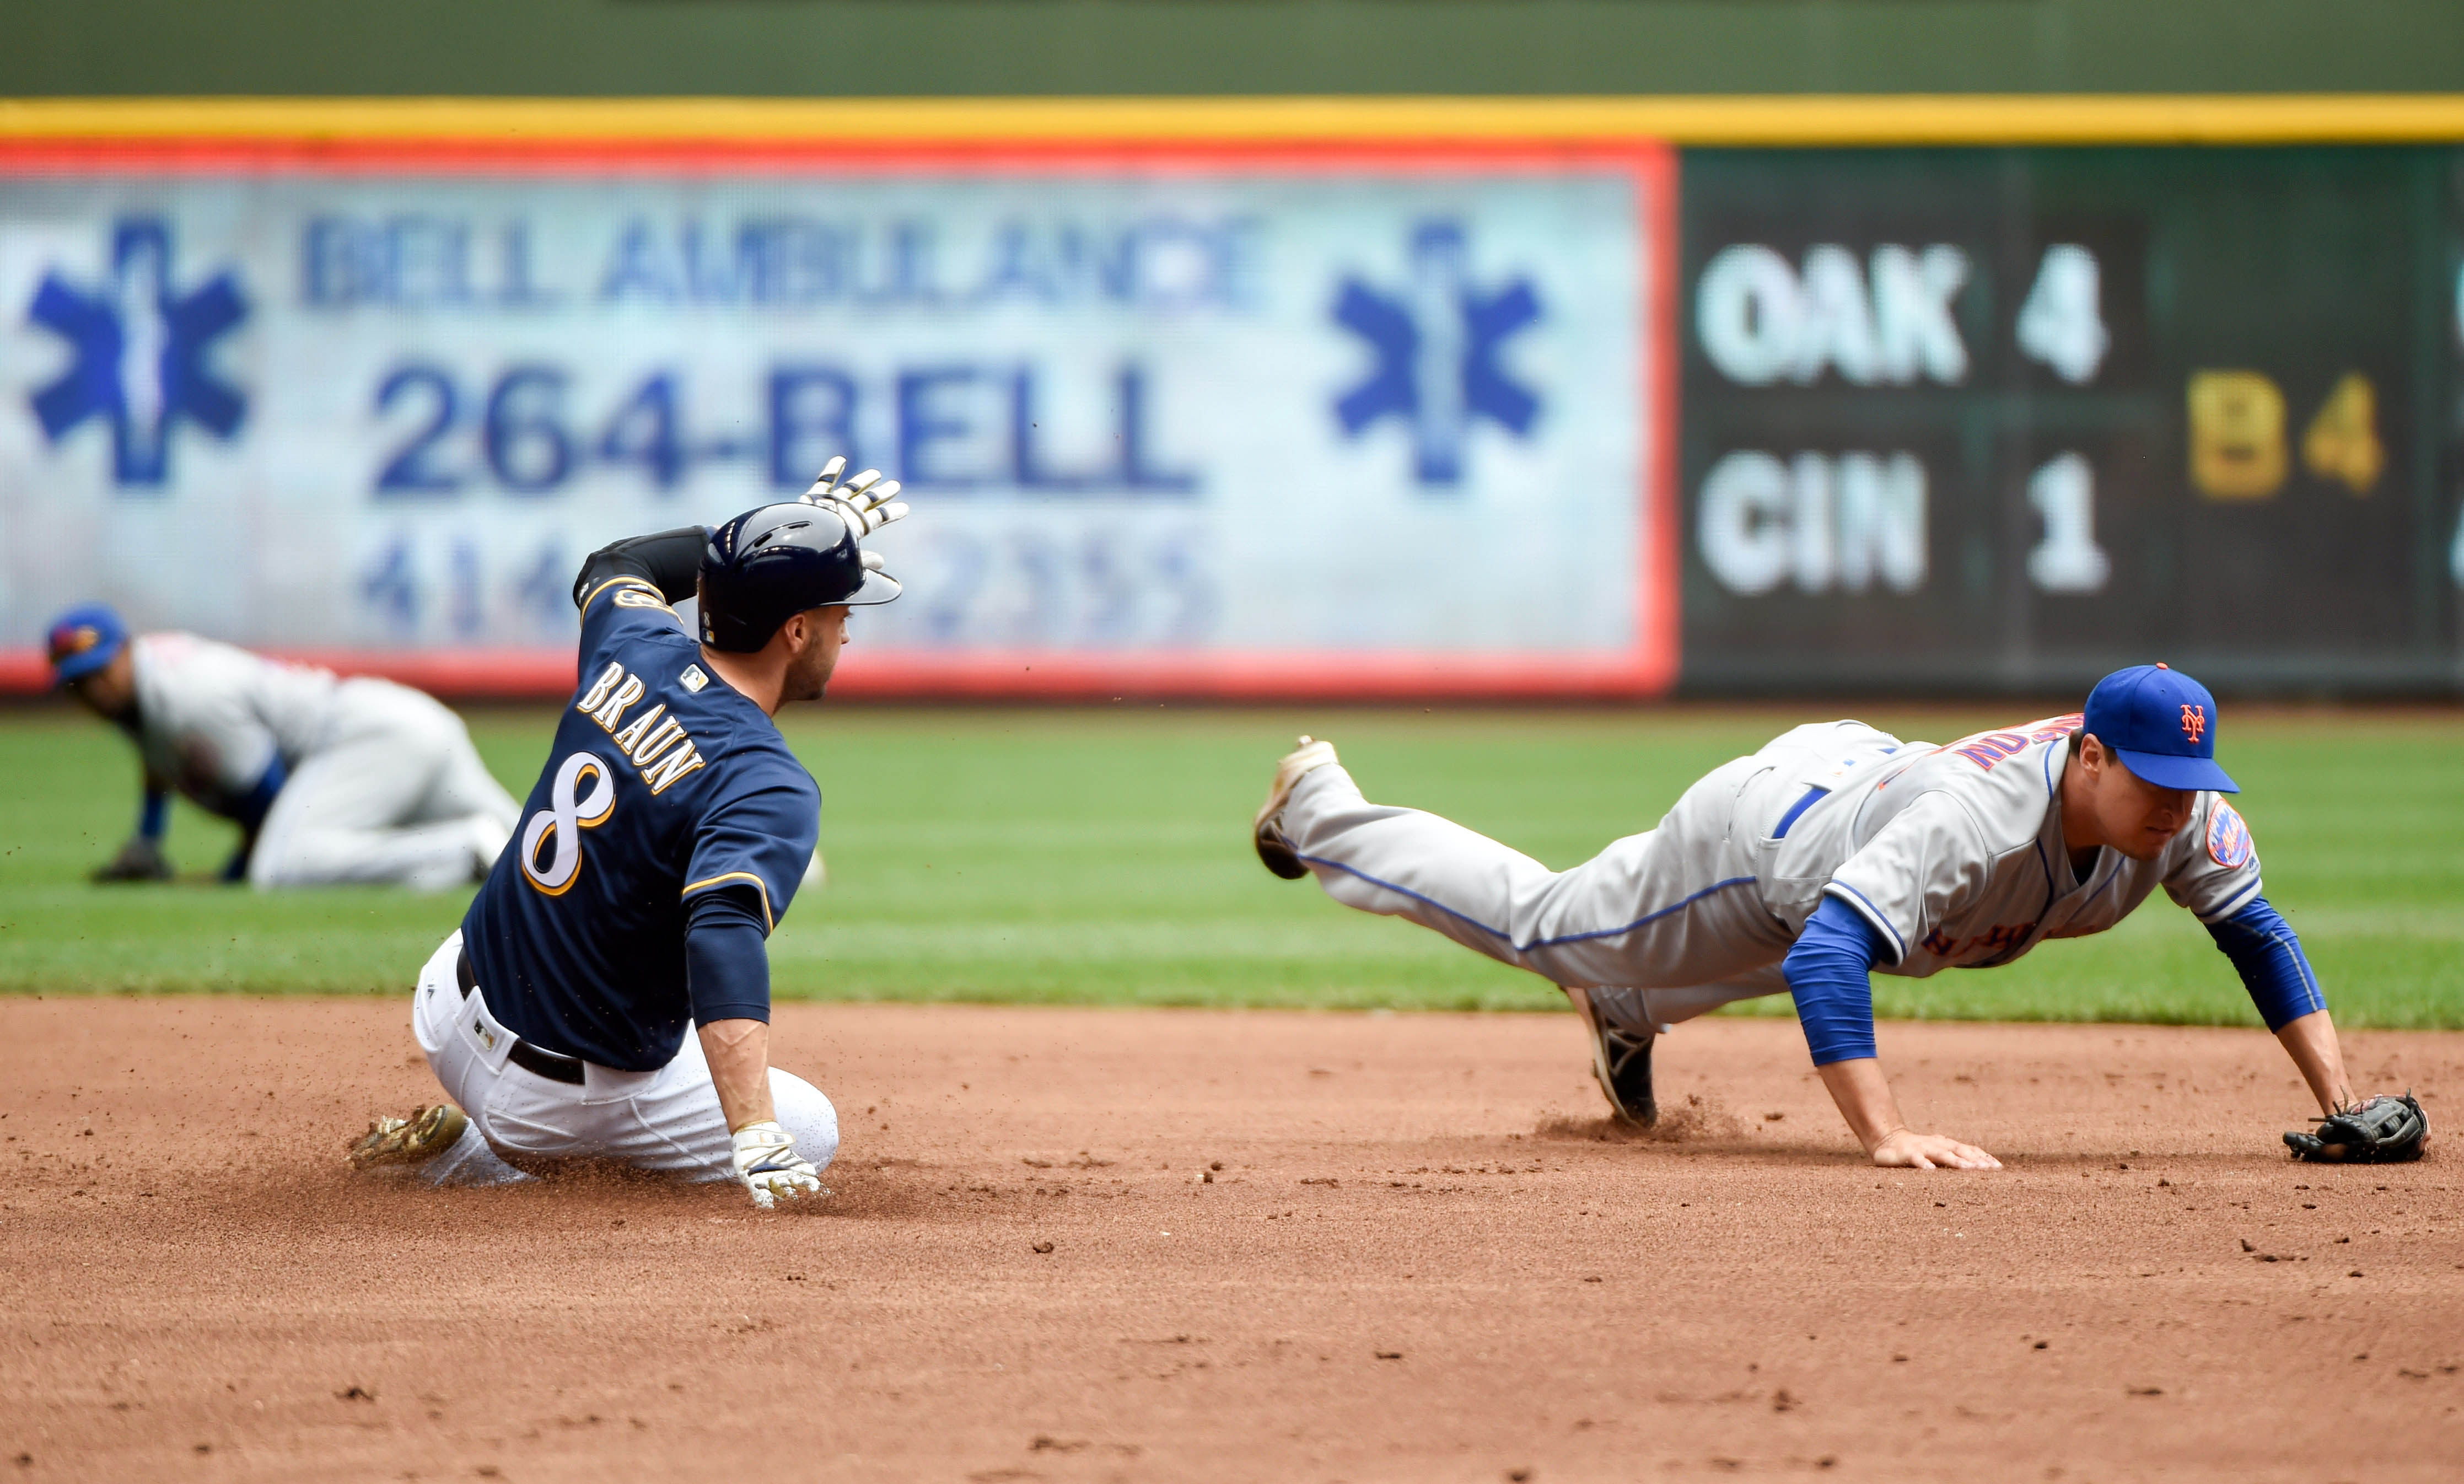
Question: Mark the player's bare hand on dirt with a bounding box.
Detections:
[798,456,907,537]
[92,835,173,883]
[1871,1129,2002,1170]
[730,1121,828,1209]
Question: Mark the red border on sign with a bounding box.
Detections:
[0,135,1678,701]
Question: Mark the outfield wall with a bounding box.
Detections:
[11,1,2464,96]
[2,100,2460,698]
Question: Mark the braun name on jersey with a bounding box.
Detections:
[571,653,712,797]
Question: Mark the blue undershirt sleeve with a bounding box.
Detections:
[1786,895,1889,1066]
[2204,896,2326,1031]
[214,759,288,882]
[138,787,169,841]
[232,756,286,832]
[685,886,773,1027]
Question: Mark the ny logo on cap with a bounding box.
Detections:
[49,624,100,662]
[2180,704,2207,744]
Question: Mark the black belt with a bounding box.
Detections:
[456,949,587,1085]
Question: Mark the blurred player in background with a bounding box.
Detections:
[1255,665,2382,1170]
[348,462,905,1206]
[46,604,518,890]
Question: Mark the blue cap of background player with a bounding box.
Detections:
[2081,663,2238,794]
[45,603,128,686]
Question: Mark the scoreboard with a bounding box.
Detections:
[1678,147,2461,695]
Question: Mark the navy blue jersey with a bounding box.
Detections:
[459,575,819,1070]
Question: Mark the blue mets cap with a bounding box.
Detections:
[44,603,129,686]
[2081,663,2238,794]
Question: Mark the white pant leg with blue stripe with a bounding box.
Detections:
[1279,759,1796,1024]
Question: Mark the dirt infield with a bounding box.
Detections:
[2,999,2458,1482]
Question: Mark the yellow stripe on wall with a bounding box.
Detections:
[4,95,2464,146]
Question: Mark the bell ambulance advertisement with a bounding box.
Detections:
[0,141,1677,698]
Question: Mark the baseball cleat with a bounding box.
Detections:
[1585,1019,1659,1128]
[1252,734,1339,880]
[348,1103,470,1171]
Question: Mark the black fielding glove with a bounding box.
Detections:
[92,835,173,883]
[2285,1092,2428,1164]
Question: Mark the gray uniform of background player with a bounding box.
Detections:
[1278,716,2261,1027]
[127,632,518,889]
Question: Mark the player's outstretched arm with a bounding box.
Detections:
[1817,1058,2003,1170]
[701,1018,826,1208]
[1790,896,2002,1170]
[2274,1009,2357,1116]
[92,782,174,883]
[2203,899,2354,1115]
[702,1015,778,1131]
[690,889,824,1208]
[92,834,172,882]
[2240,941,2425,1162]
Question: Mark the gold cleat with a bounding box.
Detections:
[1252,735,1339,880]
[348,1103,470,1171]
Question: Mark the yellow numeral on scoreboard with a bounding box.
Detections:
[2189,369,2385,502]
[2300,372,2384,495]
[2187,370,2287,501]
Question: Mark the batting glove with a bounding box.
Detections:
[730,1121,827,1209]
[799,456,908,537]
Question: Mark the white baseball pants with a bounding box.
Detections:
[1279,753,1805,1029]
[249,679,520,891]
[406,932,842,1187]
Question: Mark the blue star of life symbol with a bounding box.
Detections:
[27,217,249,487]
[1331,220,1541,487]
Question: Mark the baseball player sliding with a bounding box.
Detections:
[348,461,907,1205]
[1255,665,2424,1169]
[46,606,519,890]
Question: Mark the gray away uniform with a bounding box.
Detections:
[1279,716,2263,1030]
[128,633,520,890]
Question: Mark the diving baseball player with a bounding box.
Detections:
[46,606,519,890]
[349,461,907,1206]
[1255,665,2412,1169]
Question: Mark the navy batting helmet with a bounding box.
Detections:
[698,503,902,653]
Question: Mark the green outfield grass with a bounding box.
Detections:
[0,704,2456,1028]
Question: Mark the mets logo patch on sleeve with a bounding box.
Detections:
[2206,800,2254,869]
